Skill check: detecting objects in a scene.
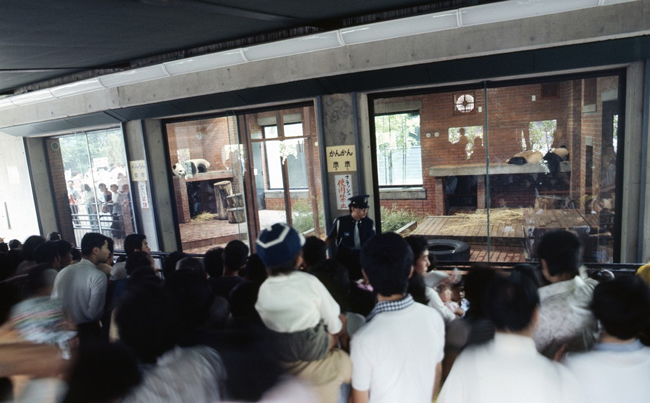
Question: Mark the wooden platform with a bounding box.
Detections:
[411,208,600,243]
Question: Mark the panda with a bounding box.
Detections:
[171,159,211,177]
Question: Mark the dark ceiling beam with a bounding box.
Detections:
[139,0,304,23]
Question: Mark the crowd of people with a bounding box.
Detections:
[0,226,649,402]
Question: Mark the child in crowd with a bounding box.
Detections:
[255,223,344,362]
[438,281,464,318]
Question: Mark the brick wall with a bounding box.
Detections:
[375,79,611,216]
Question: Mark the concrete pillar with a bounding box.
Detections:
[123,120,179,253]
[24,137,59,237]
[320,93,375,230]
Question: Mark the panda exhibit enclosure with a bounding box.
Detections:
[374,73,620,263]
[165,105,325,253]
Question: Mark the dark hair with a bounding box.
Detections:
[164,269,213,331]
[408,272,430,306]
[115,284,181,364]
[80,233,108,256]
[302,236,327,268]
[162,251,186,280]
[56,240,73,256]
[22,235,46,261]
[175,256,205,275]
[33,241,61,265]
[229,283,261,322]
[309,259,350,311]
[125,251,152,276]
[0,243,8,254]
[8,239,21,250]
[266,258,299,276]
[404,236,429,264]
[204,247,224,278]
[591,276,650,340]
[485,269,540,332]
[24,264,57,297]
[123,234,147,256]
[63,341,141,403]
[536,230,581,277]
[463,264,498,319]
[83,184,92,192]
[105,237,114,254]
[244,254,267,284]
[70,248,81,262]
[360,232,413,297]
[46,232,62,241]
[224,240,249,272]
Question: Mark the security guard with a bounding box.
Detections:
[327,195,376,280]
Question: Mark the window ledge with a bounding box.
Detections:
[380,187,426,200]
[265,189,309,199]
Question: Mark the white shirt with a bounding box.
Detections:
[438,333,586,403]
[52,258,107,324]
[534,276,598,357]
[351,303,444,403]
[255,271,342,334]
[564,340,650,403]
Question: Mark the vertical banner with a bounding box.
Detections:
[335,174,353,210]
[138,182,150,209]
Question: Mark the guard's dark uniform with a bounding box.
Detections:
[328,215,376,250]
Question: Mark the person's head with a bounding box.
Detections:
[310,259,351,310]
[591,275,650,340]
[125,251,154,276]
[537,230,581,282]
[63,341,141,403]
[105,237,114,265]
[463,264,498,318]
[164,268,213,332]
[123,234,149,256]
[115,284,181,364]
[302,236,327,269]
[203,247,224,278]
[451,281,465,302]
[162,251,187,280]
[485,269,540,333]
[22,235,46,261]
[98,183,107,191]
[437,282,452,302]
[33,241,61,269]
[83,184,92,192]
[8,239,21,250]
[404,236,431,275]
[360,232,413,297]
[26,264,58,297]
[175,256,205,276]
[244,254,268,284]
[224,240,249,273]
[56,241,73,268]
[80,233,111,264]
[110,184,119,193]
[0,243,7,253]
[70,247,82,264]
[256,223,305,276]
[46,232,62,241]
[67,180,74,189]
[348,195,369,221]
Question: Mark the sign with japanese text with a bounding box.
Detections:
[326,145,356,172]
[335,174,353,210]
[129,160,148,182]
[138,182,150,209]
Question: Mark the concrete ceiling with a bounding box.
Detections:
[1,0,495,94]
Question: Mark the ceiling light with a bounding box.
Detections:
[164,50,247,75]
[459,0,597,27]
[50,78,106,98]
[340,11,459,45]
[243,32,342,61]
[99,65,170,88]
[10,90,55,106]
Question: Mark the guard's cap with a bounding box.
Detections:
[256,223,305,267]
[348,195,370,209]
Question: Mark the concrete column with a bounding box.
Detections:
[24,137,59,237]
[123,120,178,252]
[320,93,375,230]
[621,62,645,262]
